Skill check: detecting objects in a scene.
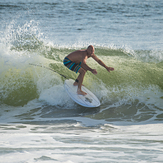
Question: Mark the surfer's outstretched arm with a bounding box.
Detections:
[92,54,114,72]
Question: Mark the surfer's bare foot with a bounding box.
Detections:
[77,89,87,96]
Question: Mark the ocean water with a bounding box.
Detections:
[0,0,163,162]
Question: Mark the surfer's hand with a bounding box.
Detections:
[91,69,97,75]
[106,67,114,73]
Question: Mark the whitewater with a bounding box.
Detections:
[0,0,163,162]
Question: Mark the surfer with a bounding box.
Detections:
[63,45,114,95]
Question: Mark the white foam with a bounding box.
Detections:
[39,84,70,106]
[0,123,163,163]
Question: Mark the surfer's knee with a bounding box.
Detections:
[79,68,86,75]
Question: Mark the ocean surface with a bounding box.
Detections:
[0,0,163,162]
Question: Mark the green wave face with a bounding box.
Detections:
[1,42,163,108]
[0,22,163,123]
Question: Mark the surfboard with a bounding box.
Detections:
[64,79,101,107]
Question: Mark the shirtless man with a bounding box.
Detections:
[63,45,114,95]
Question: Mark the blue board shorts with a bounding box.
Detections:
[63,57,81,73]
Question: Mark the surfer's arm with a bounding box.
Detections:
[92,54,114,72]
[81,59,97,74]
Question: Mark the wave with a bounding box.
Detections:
[0,21,163,124]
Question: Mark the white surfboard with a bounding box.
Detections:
[64,79,100,108]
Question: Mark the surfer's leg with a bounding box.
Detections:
[73,77,84,86]
[63,58,86,95]
[76,68,87,96]
[73,62,84,86]
[73,79,79,86]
